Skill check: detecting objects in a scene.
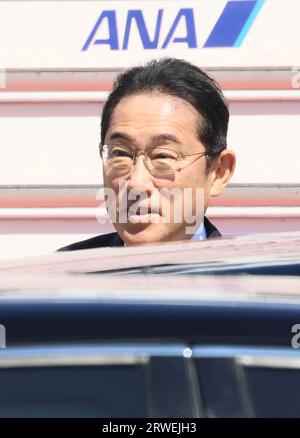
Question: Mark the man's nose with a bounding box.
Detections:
[126,155,154,192]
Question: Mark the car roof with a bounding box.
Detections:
[0,230,299,276]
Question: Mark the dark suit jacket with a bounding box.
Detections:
[58,217,221,252]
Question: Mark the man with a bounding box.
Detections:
[59,58,235,251]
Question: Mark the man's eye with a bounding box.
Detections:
[151,151,178,160]
[111,148,132,158]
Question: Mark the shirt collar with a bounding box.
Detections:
[191,222,207,241]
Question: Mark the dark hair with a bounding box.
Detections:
[101,58,229,169]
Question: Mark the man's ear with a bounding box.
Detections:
[209,149,236,197]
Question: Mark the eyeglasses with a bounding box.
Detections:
[99,143,207,177]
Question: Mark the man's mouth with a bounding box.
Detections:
[127,205,161,224]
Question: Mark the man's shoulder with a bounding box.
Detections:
[204,217,221,239]
[57,232,124,252]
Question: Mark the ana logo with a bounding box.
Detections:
[82,0,265,52]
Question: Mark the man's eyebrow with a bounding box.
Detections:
[108,132,182,145]
[151,134,181,145]
[108,132,133,143]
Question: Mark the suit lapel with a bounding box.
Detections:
[204,216,222,238]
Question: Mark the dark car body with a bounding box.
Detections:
[0,231,300,418]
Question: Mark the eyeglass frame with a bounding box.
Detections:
[99,142,208,176]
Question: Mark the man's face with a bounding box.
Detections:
[102,93,216,245]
